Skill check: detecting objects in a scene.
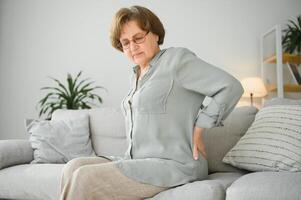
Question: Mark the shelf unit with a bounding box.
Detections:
[264,54,301,64]
[260,25,301,97]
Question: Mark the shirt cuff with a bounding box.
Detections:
[195,99,225,129]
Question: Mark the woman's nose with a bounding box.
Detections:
[129,41,139,51]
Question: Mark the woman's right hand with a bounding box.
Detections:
[192,126,207,160]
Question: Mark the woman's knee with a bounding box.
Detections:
[61,157,87,193]
[60,166,91,199]
[61,157,94,187]
[63,157,88,175]
[67,165,92,191]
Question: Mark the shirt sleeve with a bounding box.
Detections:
[173,48,244,129]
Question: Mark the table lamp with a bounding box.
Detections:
[241,77,268,106]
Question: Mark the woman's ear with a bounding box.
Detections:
[155,34,159,43]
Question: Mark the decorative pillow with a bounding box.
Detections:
[26,113,95,163]
[223,105,301,172]
[263,97,301,107]
[52,108,128,157]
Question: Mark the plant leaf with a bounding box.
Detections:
[38,71,105,118]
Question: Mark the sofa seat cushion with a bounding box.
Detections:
[208,172,247,189]
[0,164,64,200]
[226,172,301,200]
[148,172,244,200]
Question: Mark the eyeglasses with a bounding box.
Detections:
[119,31,149,50]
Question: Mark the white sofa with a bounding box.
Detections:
[0,98,301,200]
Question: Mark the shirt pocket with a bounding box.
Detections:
[137,79,173,114]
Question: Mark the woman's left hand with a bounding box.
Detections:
[193,126,207,160]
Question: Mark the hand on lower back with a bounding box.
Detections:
[192,126,207,160]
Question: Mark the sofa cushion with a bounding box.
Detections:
[226,172,301,200]
[223,105,301,172]
[0,164,64,200]
[148,172,244,200]
[207,172,246,189]
[88,108,127,156]
[28,113,94,163]
[52,107,127,157]
[148,180,225,200]
[203,106,258,173]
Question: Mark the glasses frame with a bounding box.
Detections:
[119,31,150,50]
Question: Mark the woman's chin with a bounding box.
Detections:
[134,58,145,66]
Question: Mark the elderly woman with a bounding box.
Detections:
[60,5,243,200]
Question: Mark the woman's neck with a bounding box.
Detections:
[137,65,149,80]
[138,47,160,71]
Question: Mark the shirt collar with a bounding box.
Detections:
[132,49,166,73]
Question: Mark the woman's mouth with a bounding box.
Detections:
[133,52,143,59]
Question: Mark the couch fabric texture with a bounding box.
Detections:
[203,106,257,173]
[223,105,301,172]
[226,172,301,200]
[27,113,94,164]
[1,99,301,200]
[0,140,33,170]
[52,108,128,157]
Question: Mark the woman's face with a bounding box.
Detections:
[119,20,160,68]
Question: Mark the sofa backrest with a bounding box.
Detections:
[52,106,258,174]
[203,106,258,173]
[52,107,128,157]
[87,108,127,156]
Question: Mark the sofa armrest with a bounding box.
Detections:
[0,139,34,169]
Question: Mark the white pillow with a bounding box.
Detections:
[223,105,301,172]
[27,113,95,163]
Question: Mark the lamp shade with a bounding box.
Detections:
[241,77,268,98]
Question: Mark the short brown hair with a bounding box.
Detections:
[110,5,165,52]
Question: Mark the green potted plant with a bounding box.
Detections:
[37,71,106,119]
[282,15,301,54]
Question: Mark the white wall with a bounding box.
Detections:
[0,0,300,139]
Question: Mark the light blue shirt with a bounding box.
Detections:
[109,47,244,187]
